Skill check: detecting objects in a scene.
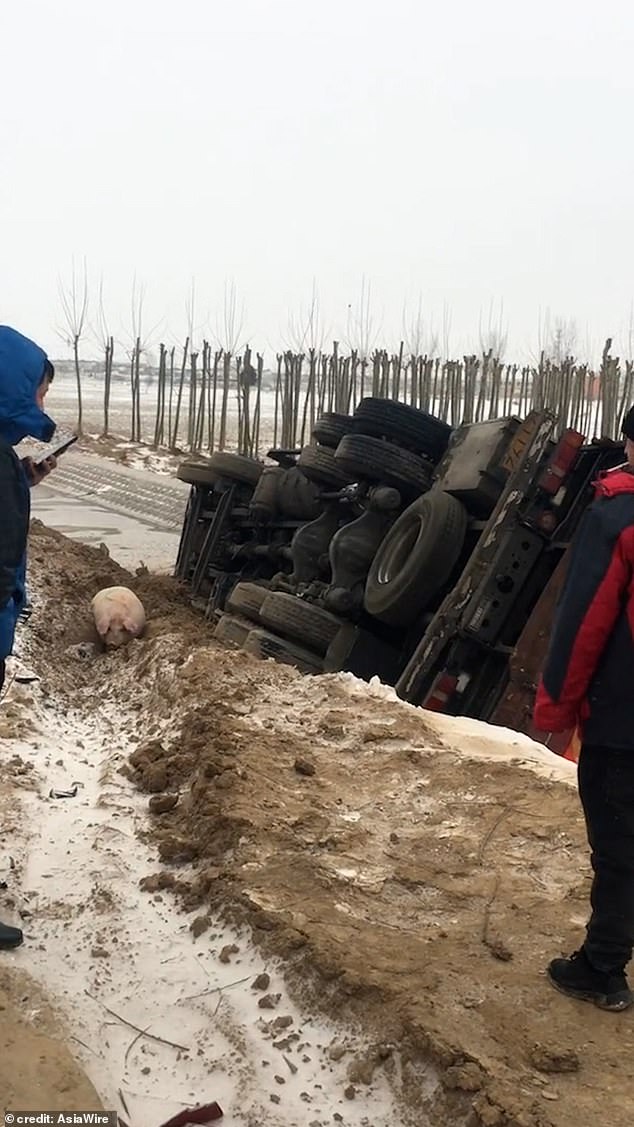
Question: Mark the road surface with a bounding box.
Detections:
[31,450,190,571]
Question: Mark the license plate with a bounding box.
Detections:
[501,411,542,475]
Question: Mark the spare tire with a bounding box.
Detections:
[353,398,451,463]
[312,412,355,449]
[214,614,253,649]
[335,434,432,499]
[177,459,218,487]
[226,582,269,623]
[298,445,355,490]
[364,490,468,626]
[208,451,263,487]
[260,592,343,656]
[243,628,324,674]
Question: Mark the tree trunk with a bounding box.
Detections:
[73,335,83,435]
[102,336,113,437]
[171,337,189,452]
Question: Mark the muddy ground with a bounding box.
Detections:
[0,964,102,1112]
[19,522,634,1127]
[0,779,101,1110]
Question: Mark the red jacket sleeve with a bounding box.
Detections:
[534,510,634,733]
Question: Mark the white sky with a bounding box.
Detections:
[1,0,633,363]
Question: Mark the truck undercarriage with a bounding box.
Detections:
[174,398,624,753]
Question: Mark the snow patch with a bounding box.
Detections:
[1,681,429,1127]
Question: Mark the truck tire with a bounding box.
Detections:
[243,628,324,674]
[353,398,451,463]
[208,452,263,487]
[226,582,269,623]
[177,459,218,487]
[214,614,253,649]
[364,490,468,625]
[259,592,343,656]
[311,412,355,449]
[298,445,354,490]
[334,434,432,498]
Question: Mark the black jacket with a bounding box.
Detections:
[535,468,634,748]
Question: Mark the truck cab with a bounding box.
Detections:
[395,412,624,729]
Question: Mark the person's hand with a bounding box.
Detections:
[21,455,57,487]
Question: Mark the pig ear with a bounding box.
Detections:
[123,617,139,634]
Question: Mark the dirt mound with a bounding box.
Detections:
[24,525,634,1127]
[0,967,102,1111]
[26,521,211,695]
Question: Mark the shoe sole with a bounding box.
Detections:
[548,970,633,1012]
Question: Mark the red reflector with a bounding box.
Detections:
[538,429,584,494]
[423,673,458,713]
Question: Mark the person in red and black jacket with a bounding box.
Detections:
[534,406,634,1011]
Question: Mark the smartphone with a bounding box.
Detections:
[35,433,78,465]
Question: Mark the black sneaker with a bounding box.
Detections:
[548,948,633,1011]
[0,922,23,950]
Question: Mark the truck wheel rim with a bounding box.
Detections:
[377,520,421,585]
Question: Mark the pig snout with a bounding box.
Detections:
[91,586,146,649]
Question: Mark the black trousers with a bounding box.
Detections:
[0,659,4,694]
[579,744,634,973]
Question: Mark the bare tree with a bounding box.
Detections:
[621,302,634,361]
[91,276,114,437]
[185,279,200,449]
[210,281,249,452]
[345,277,381,359]
[537,308,578,364]
[122,276,162,442]
[402,294,439,357]
[214,279,247,353]
[479,298,508,360]
[57,257,89,434]
[441,301,453,361]
[284,279,329,354]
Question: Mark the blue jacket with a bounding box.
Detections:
[0,326,56,660]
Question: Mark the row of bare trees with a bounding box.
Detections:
[55,264,634,457]
[54,335,633,460]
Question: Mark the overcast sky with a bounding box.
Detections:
[2,0,633,363]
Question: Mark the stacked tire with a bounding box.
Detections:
[178,451,264,490]
[330,398,450,502]
[352,398,451,462]
[243,592,345,673]
[213,581,269,650]
[298,412,356,491]
[211,400,461,672]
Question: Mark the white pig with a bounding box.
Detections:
[91,586,146,648]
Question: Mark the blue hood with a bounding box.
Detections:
[0,325,56,445]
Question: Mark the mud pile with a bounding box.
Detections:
[0,967,102,1112]
[26,519,207,695]
[26,522,634,1127]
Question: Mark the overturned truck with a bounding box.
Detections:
[174,399,624,751]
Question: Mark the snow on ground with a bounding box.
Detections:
[31,485,181,573]
[3,675,410,1126]
[47,372,280,455]
[346,676,569,783]
[2,435,617,1127]
[4,517,630,1127]
[2,617,582,1127]
[29,449,188,571]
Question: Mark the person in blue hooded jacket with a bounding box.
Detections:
[0,325,58,949]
